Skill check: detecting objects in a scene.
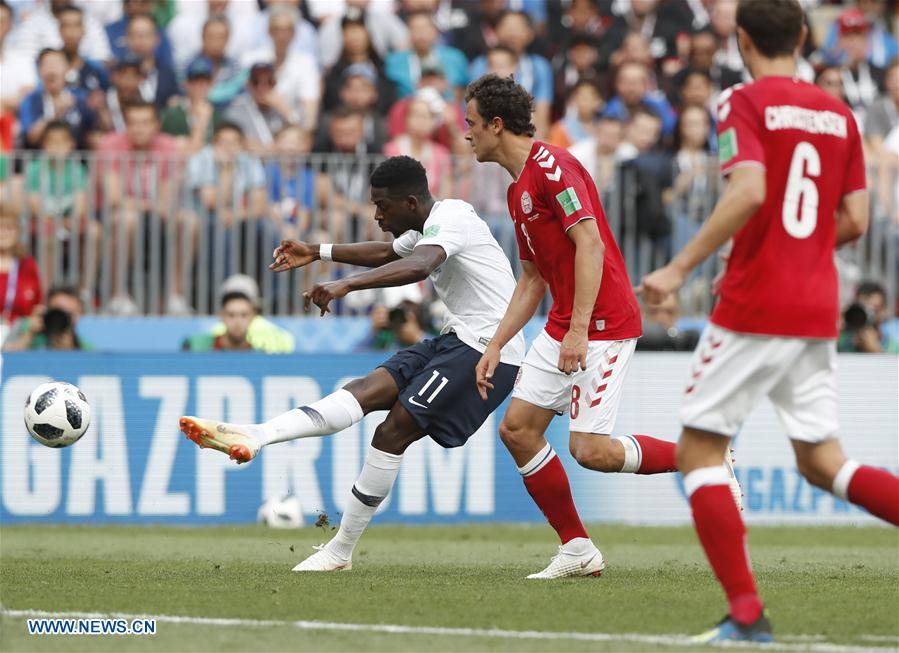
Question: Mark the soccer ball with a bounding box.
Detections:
[257,495,304,529]
[24,381,91,448]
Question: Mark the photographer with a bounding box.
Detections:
[838,281,899,353]
[3,285,90,351]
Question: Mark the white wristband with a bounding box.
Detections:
[319,244,333,262]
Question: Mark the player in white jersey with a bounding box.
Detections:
[180,156,525,571]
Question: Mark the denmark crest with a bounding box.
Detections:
[520,191,533,214]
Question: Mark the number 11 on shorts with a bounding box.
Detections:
[418,370,449,404]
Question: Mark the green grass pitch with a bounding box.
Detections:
[1,524,896,652]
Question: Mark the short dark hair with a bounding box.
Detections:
[630,105,662,124]
[203,14,230,35]
[57,3,82,17]
[370,156,430,199]
[856,281,886,300]
[330,104,363,122]
[221,291,255,309]
[47,284,82,307]
[37,48,65,66]
[213,120,244,139]
[127,11,157,30]
[736,0,804,58]
[41,120,75,144]
[465,74,535,137]
[123,99,158,119]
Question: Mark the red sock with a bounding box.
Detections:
[522,454,589,544]
[848,466,899,526]
[634,435,677,474]
[690,484,763,625]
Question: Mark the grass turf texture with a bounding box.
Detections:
[0,524,896,652]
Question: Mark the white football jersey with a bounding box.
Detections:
[392,199,526,366]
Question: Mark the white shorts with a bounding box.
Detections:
[511,330,637,434]
[680,324,838,443]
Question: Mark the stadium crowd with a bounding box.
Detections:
[0,0,897,352]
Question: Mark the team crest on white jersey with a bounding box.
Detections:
[520,191,533,215]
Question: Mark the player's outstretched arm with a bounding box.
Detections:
[304,245,447,316]
[639,165,765,305]
[835,190,869,246]
[476,261,545,399]
[270,240,400,272]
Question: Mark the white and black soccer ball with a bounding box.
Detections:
[257,495,304,529]
[24,381,91,448]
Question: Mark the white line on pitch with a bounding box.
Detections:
[1,608,892,653]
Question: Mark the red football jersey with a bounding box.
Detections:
[713,77,867,339]
[507,141,642,342]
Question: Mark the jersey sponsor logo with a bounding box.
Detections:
[764,105,848,138]
[533,145,562,181]
[555,187,583,217]
[719,127,738,164]
[423,225,441,238]
[520,191,533,215]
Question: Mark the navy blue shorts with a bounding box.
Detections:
[378,333,518,448]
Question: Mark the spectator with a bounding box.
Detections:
[468,10,553,137]
[26,121,97,286]
[387,63,467,155]
[548,77,604,150]
[318,0,409,70]
[186,15,246,108]
[96,101,182,312]
[9,0,112,64]
[184,274,294,352]
[546,0,609,58]
[603,0,692,68]
[318,63,386,152]
[666,106,714,252]
[635,293,700,352]
[3,284,91,351]
[187,121,267,230]
[160,56,221,153]
[94,55,144,134]
[678,68,714,112]
[225,62,297,155]
[385,10,468,100]
[384,98,453,198]
[184,290,260,351]
[267,125,315,241]
[603,61,677,139]
[448,0,507,61]
[835,9,886,121]
[322,16,395,114]
[569,115,628,197]
[865,58,899,157]
[125,12,179,109]
[57,4,108,97]
[364,298,427,350]
[251,0,319,64]
[106,0,174,67]
[168,0,258,75]
[608,30,656,72]
[0,205,42,330]
[485,43,519,79]
[317,106,376,241]
[241,6,321,133]
[816,64,847,104]
[668,30,742,108]
[552,33,603,119]
[617,108,670,245]
[19,48,97,148]
[821,0,898,70]
[0,0,37,116]
[839,281,899,353]
[709,0,742,74]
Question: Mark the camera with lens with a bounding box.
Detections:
[843,302,875,331]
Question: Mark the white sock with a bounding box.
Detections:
[326,446,403,561]
[246,389,364,446]
[612,435,641,473]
